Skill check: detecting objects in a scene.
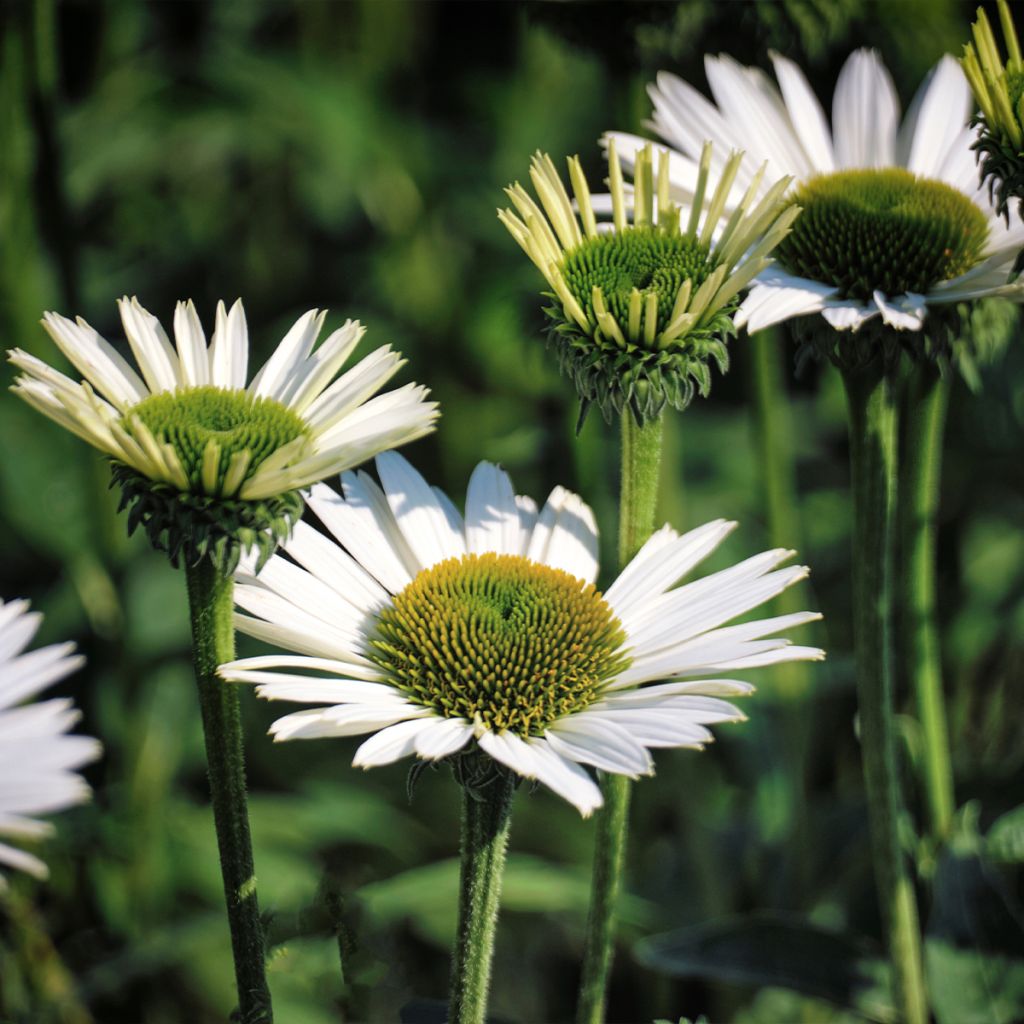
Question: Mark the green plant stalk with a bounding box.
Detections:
[448,771,516,1024]
[576,412,664,1024]
[185,559,273,1024]
[901,364,955,840]
[841,364,928,1024]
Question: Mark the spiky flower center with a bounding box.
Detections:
[126,386,309,489]
[370,553,631,737]
[775,168,989,301]
[560,228,718,339]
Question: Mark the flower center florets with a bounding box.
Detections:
[370,553,631,737]
[560,228,718,339]
[775,168,989,301]
[126,386,309,490]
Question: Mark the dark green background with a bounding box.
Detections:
[2,2,1023,1021]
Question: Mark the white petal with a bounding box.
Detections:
[352,718,437,767]
[873,291,926,331]
[604,520,735,619]
[545,716,653,776]
[249,309,324,400]
[822,301,878,332]
[526,486,599,584]
[770,51,835,173]
[465,462,521,555]
[413,717,475,760]
[900,56,972,178]
[209,299,249,389]
[832,49,899,169]
[118,297,181,393]
[271,703,428,742]
[306,478,415,594]
[173,300,209,388]
[376,452,467,570]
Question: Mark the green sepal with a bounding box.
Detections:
[972,114,1024,225]
[541,295,737,430]
[110,462,303,575]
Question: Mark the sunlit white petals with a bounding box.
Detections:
[226,456,820,817]
[627,49,1024,332]
[10,298,437,501]
[0,600,100,886]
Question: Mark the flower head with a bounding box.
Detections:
[0,598,100,887]
[10,298,438,572]
[606,50,1024,349]
[219,453,823,816]
[499,144,797,424]
[961,0,1024,222]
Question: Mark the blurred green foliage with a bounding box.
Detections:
[1,1,1024,1021]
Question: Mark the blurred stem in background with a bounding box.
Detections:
[577,412,663,1024]
[185,560,273,1024]
[448,767,516,1024]
[900,364,955,841]
[747,328,813,894]
[841,362,928,1024]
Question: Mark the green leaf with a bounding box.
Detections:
[926,812,1024,1024]
[634,913,895,1023]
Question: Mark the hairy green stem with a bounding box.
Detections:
[841,364,927,1024]
[448,771,516,1024]
[900,365,954,840]
[576,413,664,1024]
[185,559,273,1024]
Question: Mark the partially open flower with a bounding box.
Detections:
[499,143,797,425]
[0,598,100,887]
[962,0,1024,222]
[9,298,438,572]
[220,453,822,817]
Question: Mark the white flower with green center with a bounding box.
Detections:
[605,50,1024,335]
[499,143,798,424]
[9,297,438,570]
[0,599,100,887]
[218,452,823,816]
[962,0,1024,222]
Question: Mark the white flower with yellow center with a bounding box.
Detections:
[219,453,823,816]
[0,599,100,886]
[9,297,438,570]
[605,50,1024,334]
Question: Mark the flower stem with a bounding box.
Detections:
[448,770,516,1024]
[841,364,927,1024]
[185,558,273,1024]
[900,364,955,840]
[576,412,664,1024]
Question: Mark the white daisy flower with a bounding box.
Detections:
[219,453,823,817]
[9,296,438,502]
[0,599,100,887]
[605,50,1024,334]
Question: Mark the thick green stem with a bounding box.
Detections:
[841,365,928,1024]
[901,365,955,840]
[448,772,516,1024]
[576,413,664,1024]
[185,559,273,1024]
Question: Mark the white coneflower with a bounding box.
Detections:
[605,50,1024,338]
[220,453,823,816]
[499,143,797,424]
[9,297,438,570]
[0,598,100,886]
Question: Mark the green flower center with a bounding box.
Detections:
[370,553,631,738]
[559,227,718,338]
[775,168,989,301]
[126,386,309,490]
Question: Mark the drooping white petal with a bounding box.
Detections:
[822,301,878,332]
[352,718,438,767]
